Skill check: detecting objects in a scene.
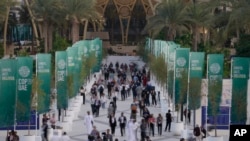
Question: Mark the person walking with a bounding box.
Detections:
[107,102,115,118]
[151,90,157,107]
[41,122,48,141]
[140,119,148,141]
[84,111,94,135]
[148,114,155,137]
[139,99,145,117]
[187,109,191,124]
[104,129,113,141]
[193,124,202,141]
[100,93,107,109]
[118,112,127,136]
[109,114,117,136]
[157,113,163,136]
[94,96,101,117]
[80,86,86,104]
[90,126,100,141]
[165,110,172,132]
[130,99,138,119]
[50,113,56,129]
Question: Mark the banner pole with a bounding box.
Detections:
[35,54,38,136]
[14,59,18,131]
[229,59,233,130]
[205,55,209,134]
[173,48,176,117]
[186,53,191,130]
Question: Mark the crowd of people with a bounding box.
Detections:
[83,61,178,141]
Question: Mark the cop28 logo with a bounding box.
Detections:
[95,45,100,50]
[19,66,30,77]
[177,57,186,67]
[209,63,220,74]
[83,47,88,54]
[58,59,66,70]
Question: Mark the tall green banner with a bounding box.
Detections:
[174,48,190,104]
[0,59,17,127]
[207,54,224,116]
[56,51,68,109]
[231,57,249,124]
[90,38,102,72]
[167,42,179,99]
[36,54,51,113]
[77,40,89,83]
[67,47,78,98]
[16,57,33,122]
[188,52,205,110]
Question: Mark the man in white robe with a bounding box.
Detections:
[84,111,94,134]
[128,119,139,141]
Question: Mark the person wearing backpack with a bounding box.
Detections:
[165,110,172,132]
[193,124,202,141]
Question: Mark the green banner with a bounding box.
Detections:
[174,48,190,104]
[77,40,89,83]
[188,52,205,110]
[36,54,51,114]
[16,57,33,122]
[167,42,179,99]
[0,59,17,127]
[90,38,102,72]
[67,47,78,98]
[231,57,249,124]
[56,51,68,109]
[207,54,224,116]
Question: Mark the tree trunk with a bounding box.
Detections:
[43,22,48,53]
[24,0,40,47]
[193,109,196,128]
[193,25,198,51]
[83,19,89,40]
[47,24,53,52]
[72,20,79,44]
[214,116,218,137]
[3,6,10,55]
[38,23,43,39]
[93,22,97,32]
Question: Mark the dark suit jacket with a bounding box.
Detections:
[109,117,117,127]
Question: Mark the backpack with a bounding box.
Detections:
[194,127,201,136]
[99,86,104,92]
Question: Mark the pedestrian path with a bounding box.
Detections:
[67,73,182,141]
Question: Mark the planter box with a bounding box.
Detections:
[35,136,42,141]
[181,129,194,139]
[172,122,184,136]
[207,136,223,141]
[20,135,36,141]
[60,121,73,132]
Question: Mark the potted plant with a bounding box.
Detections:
[188,78,202,128]
[206,80,223,141]
[172,70,188,136]
[19,76,46,141]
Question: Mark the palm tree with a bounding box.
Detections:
[61,0,100,44]
[31,0,62,53]
[1,0,16,55]
[207,0,250,48]
[222,0,250,40]
[142,0,189,40]
[24,0,40,47]
[185,1,212,51]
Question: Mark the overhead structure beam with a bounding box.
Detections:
[113,0,137,44]
[140,0,161,19]
[93,0,110,31]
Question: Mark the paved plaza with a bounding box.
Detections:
[0,56,230,141]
